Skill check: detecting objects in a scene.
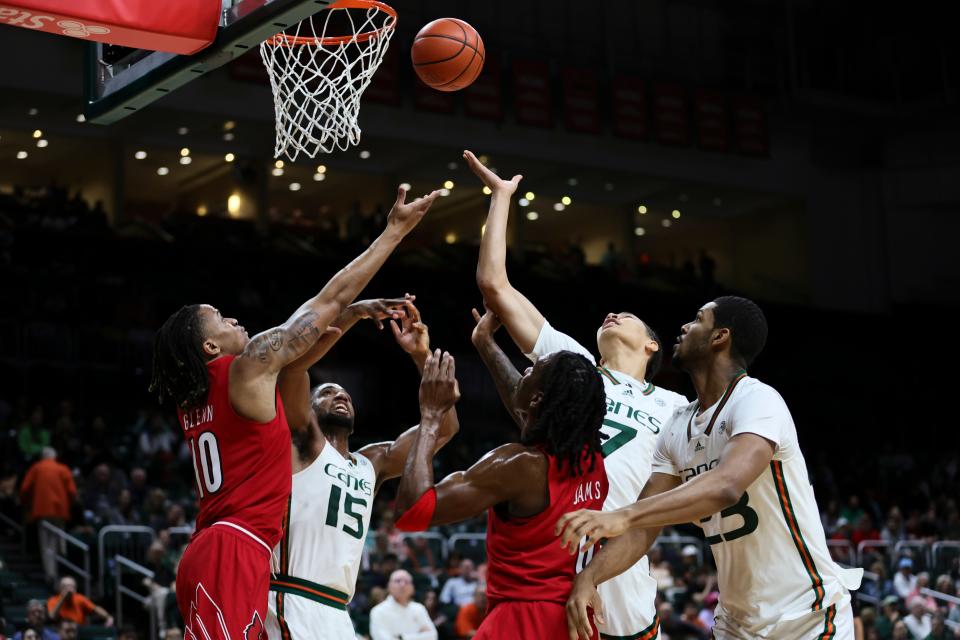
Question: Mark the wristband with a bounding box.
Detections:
[395,487,437,532]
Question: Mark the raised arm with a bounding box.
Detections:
[556,433,776,551]
[357,302,461,490]
[470,307,523,429]
[563,472,680,640]
[465,151,545,353]
[278,296,413,430]
[231,187,440,423]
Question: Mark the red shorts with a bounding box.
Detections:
[176,523,272,640]
[475,601,598,640]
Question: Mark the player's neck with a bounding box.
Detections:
[601,351,648,383]
[691,360,743,411]
[321,427,352,459]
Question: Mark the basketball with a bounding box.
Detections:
[412,18,485,92]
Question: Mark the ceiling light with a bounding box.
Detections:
[478,155,489,164]
[443,180,454,189]
[400,182,412,191]
[439,188,451,197]
[635,227,646,236]
[223,120,236,131]
[178,126,188,135]
[272,168,284,177]
[638,205,647,214]
[197,204,208,216]
[289,182,302,192]
[445,232,457,244]
[134,150,147,160]
[568,178,578,186]
[274,160,284,168]
[180,147,190,157]
[526,211,539,221]
[36,139,48,148]
[518,198,529,207]
[157,167,169,176]
[672,209,681,219]
[16,151,28,159]
[28,107,38,116]
[180,156,192,165]
[359,150,371,159]
[227,193,242,216]
[561,196,572,206]
[224,153,235,162]
[524,191,535,201]
[32,129,42,139]
[662,219,672,228]
[553,203,565,212]
[313,173,326,182]
[316,165,326,174]
[482,186,492,195]
[447,161,458,170]
[223,132,235,142]
[75,114,86,123]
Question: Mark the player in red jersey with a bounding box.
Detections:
[148,186,439,640]
[394,309,608,640]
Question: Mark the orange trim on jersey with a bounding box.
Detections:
[817,604,837,638]
[270,580,350,606]
[771,460,826,611]
[597,366,621,385]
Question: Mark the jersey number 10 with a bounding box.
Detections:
[190,432,223,498]
[326,485,367,540]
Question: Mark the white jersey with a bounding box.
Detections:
[653,374,862,637]
[267,442,376,639]
[529,321,688,637]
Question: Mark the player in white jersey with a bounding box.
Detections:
[558,296,863,640]
[266,298,459,640]
[466,150,688,639]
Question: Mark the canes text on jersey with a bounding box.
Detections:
[606,399,662,434]
[324,463,373,496]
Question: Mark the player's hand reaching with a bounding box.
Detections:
[347,296,410,329]
[419,349,460,420]
[390,295,430,357]
[387,185,441,234]
[566,575,605,640]
[470,306,502,347]
[464,150,522,196]
[555,509,630,554]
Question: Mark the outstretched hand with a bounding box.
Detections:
[470,306,502,347]
[555,509,630,554]
[464,150,522,196]
[348,296,411,330]
[419,349,460,418]
[390,295,430,356]
[387,186,441,234]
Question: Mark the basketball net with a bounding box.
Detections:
[259,0,397,160]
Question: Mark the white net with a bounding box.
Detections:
[259,1,397,160]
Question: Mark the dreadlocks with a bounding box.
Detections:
[149,305,210,411]
[525,351,606,478]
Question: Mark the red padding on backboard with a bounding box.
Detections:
[0,0,221,54]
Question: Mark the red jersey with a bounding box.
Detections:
[177,355,292,548]
[486,449,608,608]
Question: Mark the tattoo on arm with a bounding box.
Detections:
[248,311,321,365]
[286,311,322,355]
[476,339,523,428]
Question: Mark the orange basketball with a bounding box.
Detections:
[412,18,485,92]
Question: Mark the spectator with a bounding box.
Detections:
[680,601,709,635]
[47,576,113,627]
[908,574,938,615]
[454,586,486,639]
[853,514,882,547]
[406,536,438,578]
[925,612,950,640]
[422,591,449,634]
[19,447,76,586]
[883,508,905,544]
[439,560,478,607]
[18,406,50,461]
[138,413,176,459]
[55,622,75,640]
[658,601,707,640]
[863,561,896,602]
[142,488,169,531]
[369,570,437,640]
[895,559,919,600]
[876,595,902,639]
[842,495,867,524]
[128,468,149,512]
[648,547,675,592]
[698,591,719,631]
[892,620,909,640]
[11,600,57,640]
[903,598,932,639]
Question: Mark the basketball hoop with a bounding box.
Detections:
[260,0,398,159]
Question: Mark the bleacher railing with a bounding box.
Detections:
[114,554,157,640]
[98,525,156,598]
[857,540,891,567]
[401,532,449,563]
[894,540,932,569]
[932,541,960,572]
[40,521,92,596]
[0,511,26,553]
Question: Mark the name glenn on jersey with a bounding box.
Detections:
[182,404,214,431]
[605,398,662,434]
[324,462,372,497]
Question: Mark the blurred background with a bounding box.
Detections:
[0,1,958,639]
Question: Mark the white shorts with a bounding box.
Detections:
[596,557,659,639]
[266,588,356,640]
[713,596,854,640]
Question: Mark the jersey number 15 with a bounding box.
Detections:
[326,485,366,540]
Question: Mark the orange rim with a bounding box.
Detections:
[265,0,397,47]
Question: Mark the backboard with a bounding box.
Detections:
[84,0,333,124]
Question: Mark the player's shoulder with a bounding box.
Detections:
[650,385,690,406]
[660,400,695,438]
[734,377,790,409]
